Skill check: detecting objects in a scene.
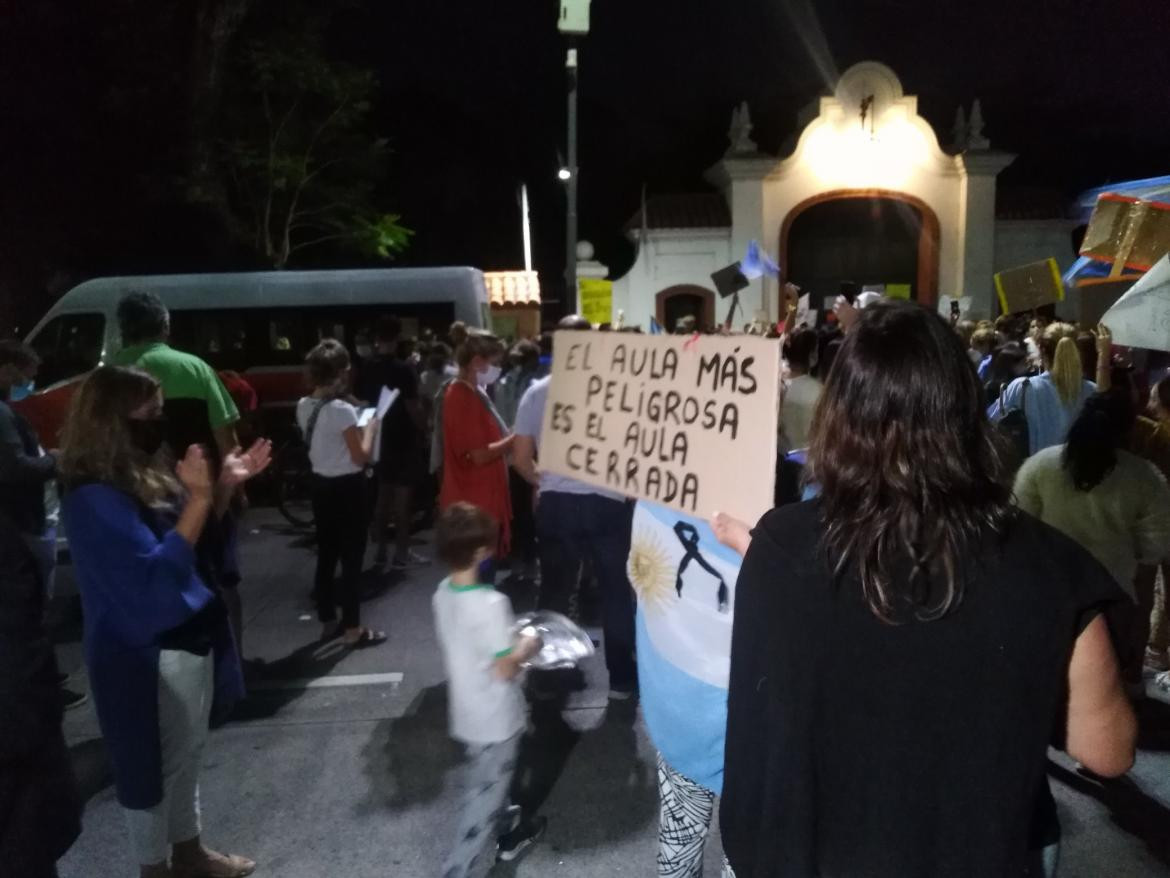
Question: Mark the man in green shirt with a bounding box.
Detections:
[111,293,240,463]
[112,292,247,656]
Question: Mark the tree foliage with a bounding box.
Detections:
[218,18,410,268]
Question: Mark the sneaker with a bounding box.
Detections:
[389,550,429,570]
[1155,670,1170,693]
[497,816,547,863]
[61,689,88,711]
[608,683,638,701]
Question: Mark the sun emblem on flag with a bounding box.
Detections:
[628,528,675,614]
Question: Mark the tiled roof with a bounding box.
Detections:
[484,270,541,307]
[624,193,731,232]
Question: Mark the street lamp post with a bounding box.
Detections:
[559,0,590,315]
[565,46,579,313]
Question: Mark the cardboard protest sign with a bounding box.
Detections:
[1081,194,1170,273]
[1100,255,1170,352]
[994,258,1064,314]
[578,278,613,326]
[541,332,781,524]
[1080,194,1137,265]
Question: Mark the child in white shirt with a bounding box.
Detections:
[433,502,544,876]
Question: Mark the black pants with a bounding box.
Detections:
[536,492,637,688]
[311,472,368,628]
[509,469,536,565]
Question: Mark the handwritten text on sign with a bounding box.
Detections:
[540,332,781,523]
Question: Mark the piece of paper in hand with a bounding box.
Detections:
[357,408,377,428]
[796,294,812,328]
[376,385,399,420]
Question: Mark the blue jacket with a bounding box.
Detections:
[62,483,244,809]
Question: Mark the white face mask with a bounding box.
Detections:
[478,364,502,387]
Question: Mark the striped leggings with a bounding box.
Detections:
[656,754,735,878]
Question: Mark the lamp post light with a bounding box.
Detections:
[559,0,590,314]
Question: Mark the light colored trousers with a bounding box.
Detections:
[656,754,734,878]
[442,733,520,878]
[123,649,213,865]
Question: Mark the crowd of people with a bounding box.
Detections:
[2,283,1168,878]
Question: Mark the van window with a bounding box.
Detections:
[166,303,457,371]
[168,310,249,371]
[28,313,105,387]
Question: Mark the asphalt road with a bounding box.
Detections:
[54,508,1170,877]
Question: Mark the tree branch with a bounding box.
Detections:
[289,232,354,254]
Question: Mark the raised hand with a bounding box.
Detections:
[1096,323,1113,357]
[711,511,752,557]
[220,439,273,489]
[176,445,214,499]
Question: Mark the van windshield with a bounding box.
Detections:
[29,313,105,387]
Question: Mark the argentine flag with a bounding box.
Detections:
[629,500,742,794]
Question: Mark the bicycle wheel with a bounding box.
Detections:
[275,441,315,528]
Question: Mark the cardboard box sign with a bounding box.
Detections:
[1080,194,1136,265]
[995,258,1065,315]
[1081,194,1170,272]
[540,331,781,524]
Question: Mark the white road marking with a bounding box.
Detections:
[249,672,404,691]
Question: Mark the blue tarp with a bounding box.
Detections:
[1073,174,1170,223]
[1061,255,1142,288]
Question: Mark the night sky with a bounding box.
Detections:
[2,0,1169,329]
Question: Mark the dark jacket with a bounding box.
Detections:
[0,513,81,869]
[0,400,54,534]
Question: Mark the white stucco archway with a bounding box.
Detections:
[707,62,1014,319]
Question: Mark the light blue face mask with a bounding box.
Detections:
[8,379,34,402]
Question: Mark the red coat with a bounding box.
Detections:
[439,381,512,557]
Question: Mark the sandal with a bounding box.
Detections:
[171,850,255,878]
[343,627,388,648]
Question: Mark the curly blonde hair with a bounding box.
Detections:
[59,366,179,506]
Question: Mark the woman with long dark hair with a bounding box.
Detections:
[720,301,1135,878]
[59,366,270,878]
[1015,389,1170,689]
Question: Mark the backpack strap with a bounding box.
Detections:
[303,396,337,452]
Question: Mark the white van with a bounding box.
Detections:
[16,267,490,441]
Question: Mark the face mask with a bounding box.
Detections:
[8,379,34,402]
[477,364,502,387]
[355,345,374,359]
[127,417,168,456]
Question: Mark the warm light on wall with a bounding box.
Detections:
[803,110,931,190]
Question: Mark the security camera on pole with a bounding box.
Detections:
[559,0,590,314]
